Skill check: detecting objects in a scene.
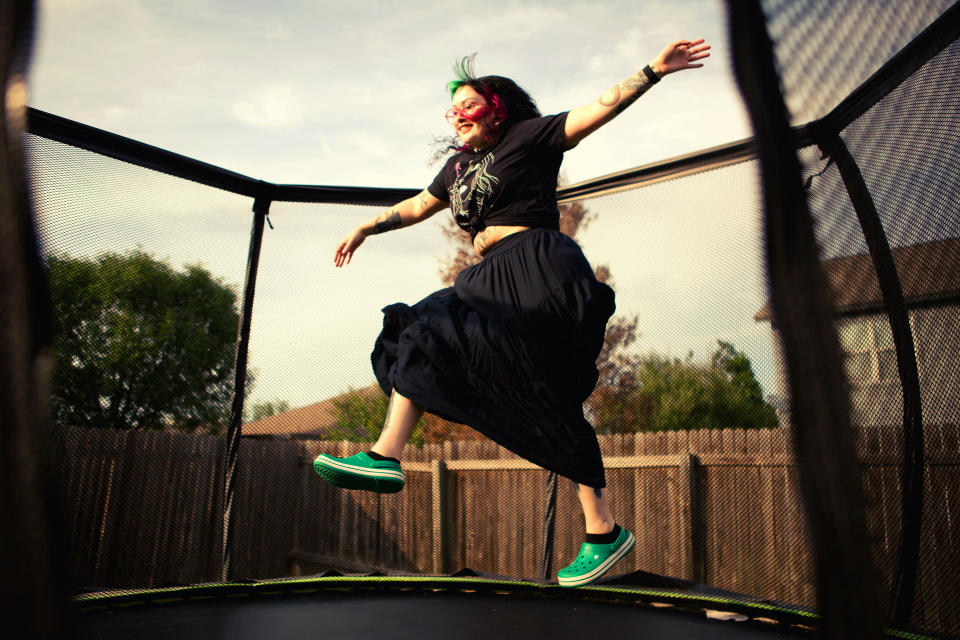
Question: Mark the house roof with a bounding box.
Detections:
[754,237,960,321]
[242,384,382,438]
[242,384,478,441]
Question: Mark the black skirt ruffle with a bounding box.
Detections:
[371,228,614,487]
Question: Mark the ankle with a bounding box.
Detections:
[584,517,615,536]
[370,444,402,460]
[366,450,400,464]
[585,523,621,544]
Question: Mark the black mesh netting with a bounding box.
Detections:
[17,1,960,637]
[762,0,957,125]
[783,5,960,636]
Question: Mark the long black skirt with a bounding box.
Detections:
[372,228,615,488]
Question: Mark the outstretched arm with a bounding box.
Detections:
[564,39,711,148]
[334,189,447,267]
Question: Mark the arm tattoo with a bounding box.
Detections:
[417,193,429,211]
[372,209,402,234]
[598,83,621,107]
[595,68,657,115]
[613,70,655,114]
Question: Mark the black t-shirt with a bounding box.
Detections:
[428,112,573,240]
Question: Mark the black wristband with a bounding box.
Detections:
[642,64,661,84]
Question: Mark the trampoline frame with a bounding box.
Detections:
[72,575,944,640]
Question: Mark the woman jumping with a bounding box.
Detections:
[314,39,710,587]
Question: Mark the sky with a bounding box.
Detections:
[27,0,782,410]
[29,0,751,187]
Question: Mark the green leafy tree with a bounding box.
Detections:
[593,341,778,433]
[48,250,241,433]
[245,399,291,423]
[328,386,425,446]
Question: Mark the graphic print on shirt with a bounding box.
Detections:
[449,152,499,232]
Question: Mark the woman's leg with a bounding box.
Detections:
[577,484,616,534]
[370,390,424,459]
[558,483,631,586]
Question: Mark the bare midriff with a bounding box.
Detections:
[473,225,531,257]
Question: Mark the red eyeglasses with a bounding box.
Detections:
[445,100,488,124]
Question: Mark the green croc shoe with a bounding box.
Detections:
[557,526,635,587]
[312,452,405,494]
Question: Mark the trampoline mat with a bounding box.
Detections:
[78,591,807,639]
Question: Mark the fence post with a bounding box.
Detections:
[432,459,448,574]
[288,444,310,576]
[678,453,704,582]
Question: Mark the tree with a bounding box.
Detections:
[593,341,778,433]
[244,399,291,423]
[328,386,427,446]
[48,250,241,433]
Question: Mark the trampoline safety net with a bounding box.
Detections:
[8,0,960,638]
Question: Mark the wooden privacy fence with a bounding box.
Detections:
[56,424,960,634]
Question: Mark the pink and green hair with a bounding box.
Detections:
[446,54,540,128]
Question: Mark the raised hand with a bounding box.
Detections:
[654,38,711,75]
[334,227,367,267]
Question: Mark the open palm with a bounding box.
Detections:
[655,38,711,75]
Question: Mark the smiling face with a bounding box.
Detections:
[448,85,502,150]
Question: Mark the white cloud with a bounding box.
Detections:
[314,134,332,157]
[232,84,306,128]
[102,105,130,121]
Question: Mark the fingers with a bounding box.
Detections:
[334,249,353,268]
[334,240,353,268]
[682,41,711,68]
[689,45,711,60]
[661,39,711,72]
[671,38,706,49]
[673,39,710,54]
[334,235,363,267]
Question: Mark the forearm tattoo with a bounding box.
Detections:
[598,83,621,107]
[597,67,658,114]
[373,209,402,234]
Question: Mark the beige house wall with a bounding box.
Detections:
[766,304,960,428]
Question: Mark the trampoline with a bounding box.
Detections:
[76,575,815,640]
[4,1,960,639]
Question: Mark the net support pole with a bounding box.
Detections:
[220,191,271,582]
[537,472,558,581]
[812,125,925,626]
[1,0,70,635]
[725,1,883,637]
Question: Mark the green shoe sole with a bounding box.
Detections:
[558,527,635,587]
[313,454,405,494]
